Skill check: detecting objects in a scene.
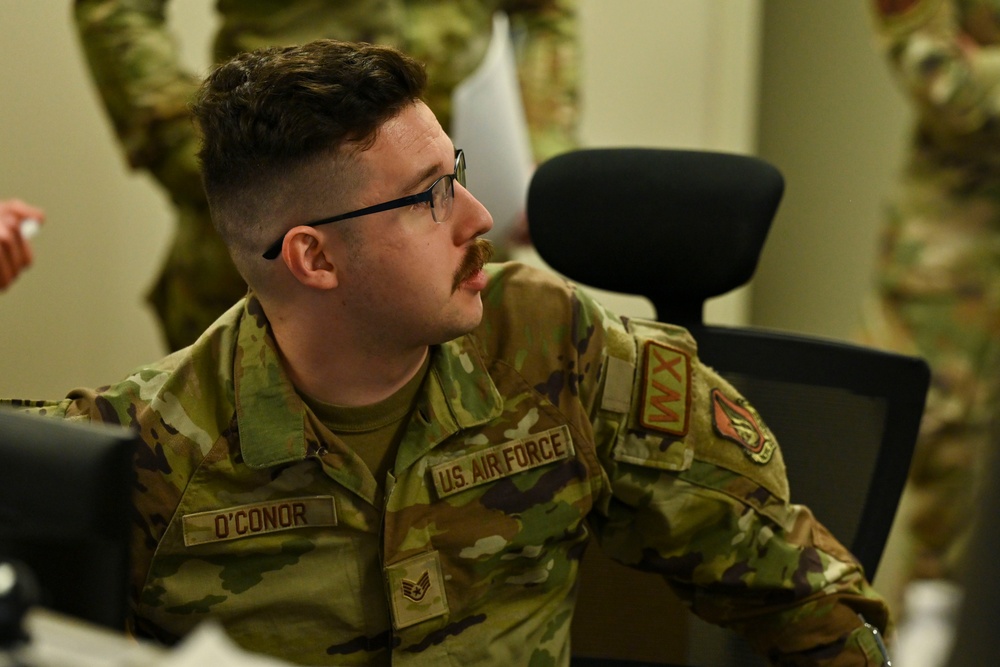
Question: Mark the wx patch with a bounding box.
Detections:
[639,341,691,436]
[711,388,775,464]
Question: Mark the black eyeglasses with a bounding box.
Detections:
[262,149,467,259]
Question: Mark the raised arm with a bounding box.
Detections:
[871,0,1000,135]
[73,0,204,200]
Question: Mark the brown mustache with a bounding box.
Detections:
[452,238,494,292]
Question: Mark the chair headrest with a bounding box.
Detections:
[527,148,783,319]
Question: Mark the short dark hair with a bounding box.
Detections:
[190,39,427,269]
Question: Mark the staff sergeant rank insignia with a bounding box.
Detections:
[711,388,776,464]
[639,340,691,436]
[387,551,449,629]
[402,571,432,602]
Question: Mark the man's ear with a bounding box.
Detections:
[281,226,338,289]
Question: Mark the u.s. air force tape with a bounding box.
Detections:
[429,425,574,498]
[182,496,337,546]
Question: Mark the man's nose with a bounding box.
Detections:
[453,183,494,239]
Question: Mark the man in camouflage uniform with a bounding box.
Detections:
[3,40,890,665]
[1,40,888,666]
[864,0,1000,596]
[73,0,579,351]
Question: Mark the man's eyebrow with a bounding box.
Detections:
[399,161,445,196]
[401,164,441,196]
[399,146,455,195]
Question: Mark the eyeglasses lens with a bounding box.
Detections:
[455,151,467,188]
[431,176,454,223]
[430,151,466,223]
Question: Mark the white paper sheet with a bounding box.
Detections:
[451,12,534,244]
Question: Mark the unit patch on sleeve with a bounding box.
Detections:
[638,340,691,436]
[711,388,775,465]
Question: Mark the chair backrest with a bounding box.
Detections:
[527,148,930,666]
[527,147,782,328]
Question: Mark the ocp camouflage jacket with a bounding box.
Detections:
[7,262,889,666]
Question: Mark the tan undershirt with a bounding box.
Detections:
[302,355,431,490]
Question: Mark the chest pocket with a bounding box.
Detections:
[401,414,594,600]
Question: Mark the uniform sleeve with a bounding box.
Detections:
[870,0,1000,136]
[73,0,205,203]
[1,393,98,421]
[503,0,580,161]
[585,314,891,666]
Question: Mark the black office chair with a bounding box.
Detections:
[527,148,930,666]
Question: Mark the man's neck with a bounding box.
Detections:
[272,315,431,407]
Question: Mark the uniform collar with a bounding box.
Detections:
[234,295,503,470]
[234,295,308,469]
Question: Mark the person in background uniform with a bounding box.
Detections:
[864,0,1000,633]
[73,0,579,351]
[2,39,891,666]
[0,198,44,291]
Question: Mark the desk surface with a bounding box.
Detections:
[1,608,295,667]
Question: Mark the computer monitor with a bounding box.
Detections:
[0,408,137,632]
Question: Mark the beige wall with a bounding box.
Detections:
[0,2,214,399]
[1,1,907,394]
[753,1,910,340]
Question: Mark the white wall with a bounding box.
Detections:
[0,0,764,399]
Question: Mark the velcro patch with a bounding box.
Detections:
[430,425,574,499]
[600,356,634,414]
[387,550,449,629]
[638,341,691,436]
[711,389,775,465]
[182,496,337,546]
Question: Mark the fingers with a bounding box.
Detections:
[2,198,45,223]
[0,198,45,291]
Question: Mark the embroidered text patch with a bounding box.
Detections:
[429,425,574,498]
[182,496,338,546]
[639,341,691,436]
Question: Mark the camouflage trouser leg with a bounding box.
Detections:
[863,288,1000,583]
[146,206,248,352]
